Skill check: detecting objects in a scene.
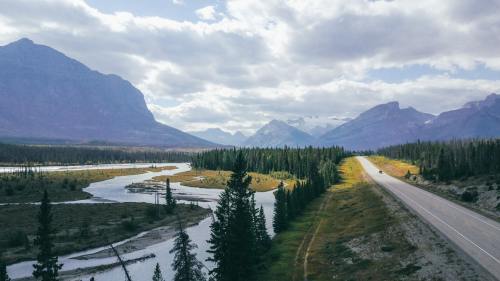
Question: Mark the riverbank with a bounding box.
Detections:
[152,169,295,192]
[0,166,175,203]
[0,203,210,265]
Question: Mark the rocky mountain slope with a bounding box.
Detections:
[0,38,214,147]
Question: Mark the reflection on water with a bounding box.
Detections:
[7,163,276,281]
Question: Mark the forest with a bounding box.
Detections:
[377,139,500,181]
[0,143,192,165]
[191,146,349,179]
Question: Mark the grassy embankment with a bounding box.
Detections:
[367,155,419,178]
[0,203,209,265]
[0,166,175,203]
[154,170,296,192]
[258,157,419,281]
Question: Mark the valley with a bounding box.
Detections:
[1,6,500,280]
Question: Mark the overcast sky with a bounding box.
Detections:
[1,0,500,134]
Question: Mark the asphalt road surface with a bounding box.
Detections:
[357,156,500,280]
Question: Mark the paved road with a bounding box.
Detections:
[357,156,500,280]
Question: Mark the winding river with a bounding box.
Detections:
[6,163,276,281]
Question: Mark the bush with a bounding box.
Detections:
[121,218,138,232]
[461,190,478,202]
[5,230,29,248]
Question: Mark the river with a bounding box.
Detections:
[7,163,276,281]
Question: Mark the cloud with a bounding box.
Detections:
[196,6,217,21]
[0,0,499,133]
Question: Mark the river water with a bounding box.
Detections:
[7,163,276,281]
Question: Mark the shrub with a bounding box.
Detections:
[121,218,138,232]
[461,190,478,202]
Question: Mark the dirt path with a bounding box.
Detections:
[292,188,333,281]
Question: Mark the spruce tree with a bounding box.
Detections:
[170,222,205,281]
[255,205,271,255]
[33,190,62,281]
[273,181,288,233]
[0,260,11,281]
[165,178,176,213]
[207,151,258,281]
[152,263,164,281]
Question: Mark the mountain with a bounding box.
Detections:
[188,128,246,146]
[285,116,350,137]
[421,93,500,140]
[0,38,215,147]
[318,102,434,150]
[244,120,315,147]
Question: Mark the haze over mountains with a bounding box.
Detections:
[243,120,315,148]
[0,38,214,148]
[188,128,246,146]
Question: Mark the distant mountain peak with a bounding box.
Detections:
[10,38,34,46]
[463,93,499,109]
[244,119,314,147]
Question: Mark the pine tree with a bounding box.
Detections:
[206,190,230,280]
[170,222,205,281]
[165,178,176,213]
[255,205,271,255]
[152,263,164,281]
[207,151,258,281]
[33,190,62,281]
[273,181,288,233]
[0,260,11,281]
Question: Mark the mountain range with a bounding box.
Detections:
[1,38,498,150]
[0,38,214,148]
[242,93,500,150]
[188,128,246,146]
[243,120,315,147]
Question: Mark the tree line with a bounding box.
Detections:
[0,143,191,165]
[377,139,500,181]
[191,146,348,179]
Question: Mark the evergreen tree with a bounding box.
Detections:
[170,222,205,281]
[207,151,258,281]
[0,260,11,281]
[206,191,230,280]
[273,181,288,233]
[165,178,176,213]
[255,205,271,255]
[33,190,62,281]
[152,263,164,281]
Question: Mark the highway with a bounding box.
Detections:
[357,156,500,280]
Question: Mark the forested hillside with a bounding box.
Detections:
[0,143,191,165]
[377,139,500,181]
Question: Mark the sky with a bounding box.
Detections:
[1,0,500,134]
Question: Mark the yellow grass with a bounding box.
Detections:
[368,155,419,178]
[48,166,176,183]
[154,169,295,192]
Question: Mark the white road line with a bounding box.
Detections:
[386,182,500,265]
[384,176,500,232]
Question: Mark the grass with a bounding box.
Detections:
[0,202,209,265]
[0,166,175,203]
[258,157,418,280]
[154,169,296,192]
[368,156,419,178]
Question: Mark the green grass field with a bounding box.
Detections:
[258,157,418,280]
